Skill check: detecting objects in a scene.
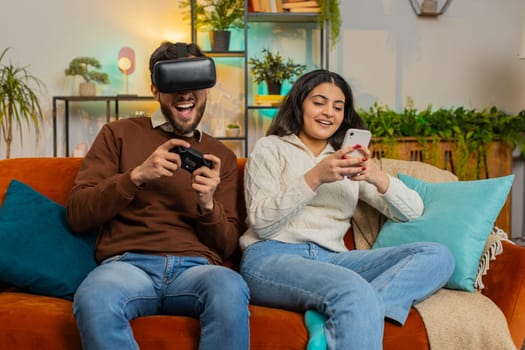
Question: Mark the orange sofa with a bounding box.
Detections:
[0,157,524,350]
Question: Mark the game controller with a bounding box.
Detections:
[170,146,212,173]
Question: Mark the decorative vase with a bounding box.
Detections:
[79,82,96,96]
[265,80,282,95]
[209,30,231,52]
[225,127,241,137]
[421,0,438,14]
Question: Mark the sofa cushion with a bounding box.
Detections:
[0,180,97,300]
[0,157,83,206]
[352,158,458,251]
[373,173,514,292]
[0,292,312,350]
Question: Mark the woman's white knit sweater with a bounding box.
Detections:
[239,134,424,252]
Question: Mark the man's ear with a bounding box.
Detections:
[151,84,160,100]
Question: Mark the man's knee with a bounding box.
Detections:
[210,267,249,301]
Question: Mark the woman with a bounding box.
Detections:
[239,69,454,349]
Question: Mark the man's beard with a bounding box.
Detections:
[160,101,205,136]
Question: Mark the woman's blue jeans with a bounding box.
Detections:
[73,252,250,350]
[240,240,454,350]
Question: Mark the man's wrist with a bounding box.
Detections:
[199,201,214,214]
[130,167,145,187]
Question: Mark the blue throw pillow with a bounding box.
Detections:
[0,180,97,300]
[372,173,514,292]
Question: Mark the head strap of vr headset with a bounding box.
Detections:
[175,42,189,58]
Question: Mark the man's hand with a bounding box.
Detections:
[192,154,221,213]
[130,139,190,187]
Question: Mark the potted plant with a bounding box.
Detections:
[225,122,241,137]
[64,57,110,96]
[0,48,46,159]
[249,48,307,95]
[179,0,245,51]
[358,99,525,180]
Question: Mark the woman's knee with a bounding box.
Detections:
[409,242,455,280]
[425,242,454,272]
[325,276,381,314]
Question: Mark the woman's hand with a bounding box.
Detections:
[343,145,390,194]
[304,145,390,193]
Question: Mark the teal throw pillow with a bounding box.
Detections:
[0,180,97,300]
[372,173,514,292]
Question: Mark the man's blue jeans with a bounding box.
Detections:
[74,252,250,350]
[240,240,454,350]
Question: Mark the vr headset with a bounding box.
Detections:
[151,56,216,93]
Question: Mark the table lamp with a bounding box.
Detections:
[117,47,136,95]
[118,57,131,94]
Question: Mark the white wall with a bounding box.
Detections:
[1,0,524,236]
[334,1,525,112]
[0,0,187,157]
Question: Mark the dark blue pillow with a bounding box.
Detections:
[0,180,97,300]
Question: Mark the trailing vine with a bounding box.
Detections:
[318,0,341,48]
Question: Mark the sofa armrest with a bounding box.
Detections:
[481,240,525,348]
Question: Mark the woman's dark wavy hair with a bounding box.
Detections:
[266,69,367,150]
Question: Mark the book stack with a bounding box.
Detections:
[254,95,284,107]
[250,0,284,13]
[282,0,320,13]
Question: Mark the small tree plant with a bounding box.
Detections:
[64,57,110,84]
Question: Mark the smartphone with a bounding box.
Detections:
[342,128,372,158]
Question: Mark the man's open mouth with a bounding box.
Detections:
[175,102,195,112]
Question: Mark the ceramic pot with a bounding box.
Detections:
[265,80,282,95]
[225,127,240,137]
[79,82,96,96]
[210,30,231,52]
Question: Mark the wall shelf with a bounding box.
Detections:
[52,96,152,157]
[189,0,330,155]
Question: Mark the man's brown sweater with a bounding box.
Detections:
[66,116,241,265]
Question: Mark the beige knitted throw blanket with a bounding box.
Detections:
[412,232,516,350]
[415,288,515,350]
[352,158,516,349]
[355,223,516,349]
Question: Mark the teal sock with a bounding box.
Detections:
[304,310,327,350]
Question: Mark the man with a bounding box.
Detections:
[67,41,249,350]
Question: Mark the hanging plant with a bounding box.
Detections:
[318,0,341,48]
